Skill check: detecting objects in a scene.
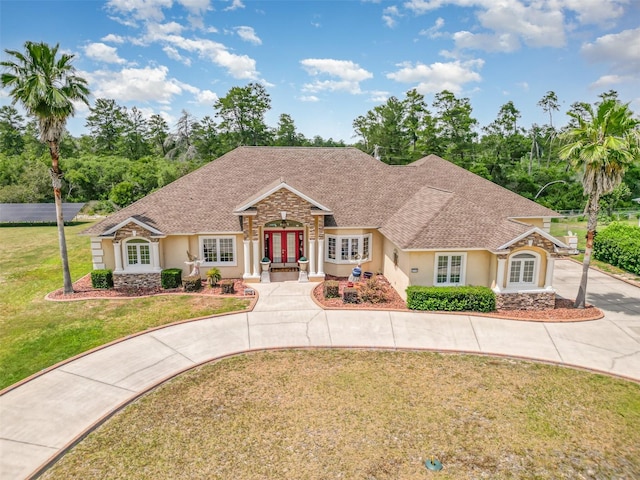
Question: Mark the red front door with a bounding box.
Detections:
[264,230,303,264]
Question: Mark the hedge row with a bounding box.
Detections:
[406,285,495,312]
[593,222,640,275]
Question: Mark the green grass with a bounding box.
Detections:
[41,350,640,479]
[551,216,640,282]
[0,223,250,390]
[550,215,639,251]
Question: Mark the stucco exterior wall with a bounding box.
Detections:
[500,246,549,290]
[322,228,381,278]
[381,238,411,300]
[162,236,190,276]
[402,250,493,288]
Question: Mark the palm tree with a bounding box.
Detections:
[2,41,90,294]
[559,99,640,308]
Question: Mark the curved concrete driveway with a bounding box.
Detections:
[1,259,639,480]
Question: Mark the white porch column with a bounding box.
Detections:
[495,256,506,292]
[316,238,325,276]
[150,241,161,271]
[544,256,555,289]
[308,240,316,276]
[113,242,123,272]
[243,240,251,278]
[252,241,260,277]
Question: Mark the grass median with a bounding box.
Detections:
[0,223,250,390]
[42,350,640,479]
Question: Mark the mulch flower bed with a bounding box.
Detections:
[313,275,604,322]
[47,274,251,301]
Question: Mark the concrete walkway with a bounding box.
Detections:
[1,259,639,480]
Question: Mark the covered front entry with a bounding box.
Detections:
[264,230,303,265]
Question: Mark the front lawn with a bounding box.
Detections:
[42,350,640,479]
[0,223,250,390]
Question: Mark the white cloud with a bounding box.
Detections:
[301,59,373,82]
[386,59,483,94]
[224,0,245,11]
[561,0,626,26]
[581,28,640,74]
[589,74,636,89]
[235,26,262,45]
[84,42,127,64]
[368,91,390,102]
[85,65,184,103]
[383,6,401,28]
[403,0,445,14]
[419,17,445,38]
[101,34,126,44]
[156,34,259,79]
[476,1,566,48]
[453,31,520,52]
[193,89,219,105]
[299,95,320,102]
[517,81,529,91]
[178,0,211,15]
[300,59,373,95]
[106,0,172,22]
[145,21,185,39]
[163,46,192,65]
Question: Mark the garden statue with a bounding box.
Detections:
[185,250,203,276]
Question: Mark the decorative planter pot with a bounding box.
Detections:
[260,261,271,272]
[298,260,309,272]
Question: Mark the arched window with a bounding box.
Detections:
[124,238,151,268]
[508,252,539,287]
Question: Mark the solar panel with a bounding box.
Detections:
[0,203,85,223]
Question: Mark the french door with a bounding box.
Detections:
[264,230,303,264]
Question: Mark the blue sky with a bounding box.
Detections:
[1,0,639,144]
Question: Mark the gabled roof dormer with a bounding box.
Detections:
[232,178,333,216]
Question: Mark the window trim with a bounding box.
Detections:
[199,236,237,266]
[507,250,540,288]
[433,252,467,286]
[325,234,372,264]
[122,237,152,271]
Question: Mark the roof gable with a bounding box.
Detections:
[101,216,164,236]
[497,227,570,251]
[233,179,332,214]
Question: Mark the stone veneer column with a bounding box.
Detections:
[113,241,123,272]
[243,240,251,278]
[544,255,555,289]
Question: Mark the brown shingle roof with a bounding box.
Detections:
[83,147,558,250]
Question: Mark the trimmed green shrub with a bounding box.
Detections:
[182,275,202,292]
[161,268,183,289]
[221,279,235,294]
[324,280,339,299]
[90,269,113,289]
[343,287,359,304]
[593,222,640,275]
[406,285,495,312]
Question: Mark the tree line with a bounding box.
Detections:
[1,78,638,214]
[2,41,639,305]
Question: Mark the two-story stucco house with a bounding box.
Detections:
[83,147,572,309]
